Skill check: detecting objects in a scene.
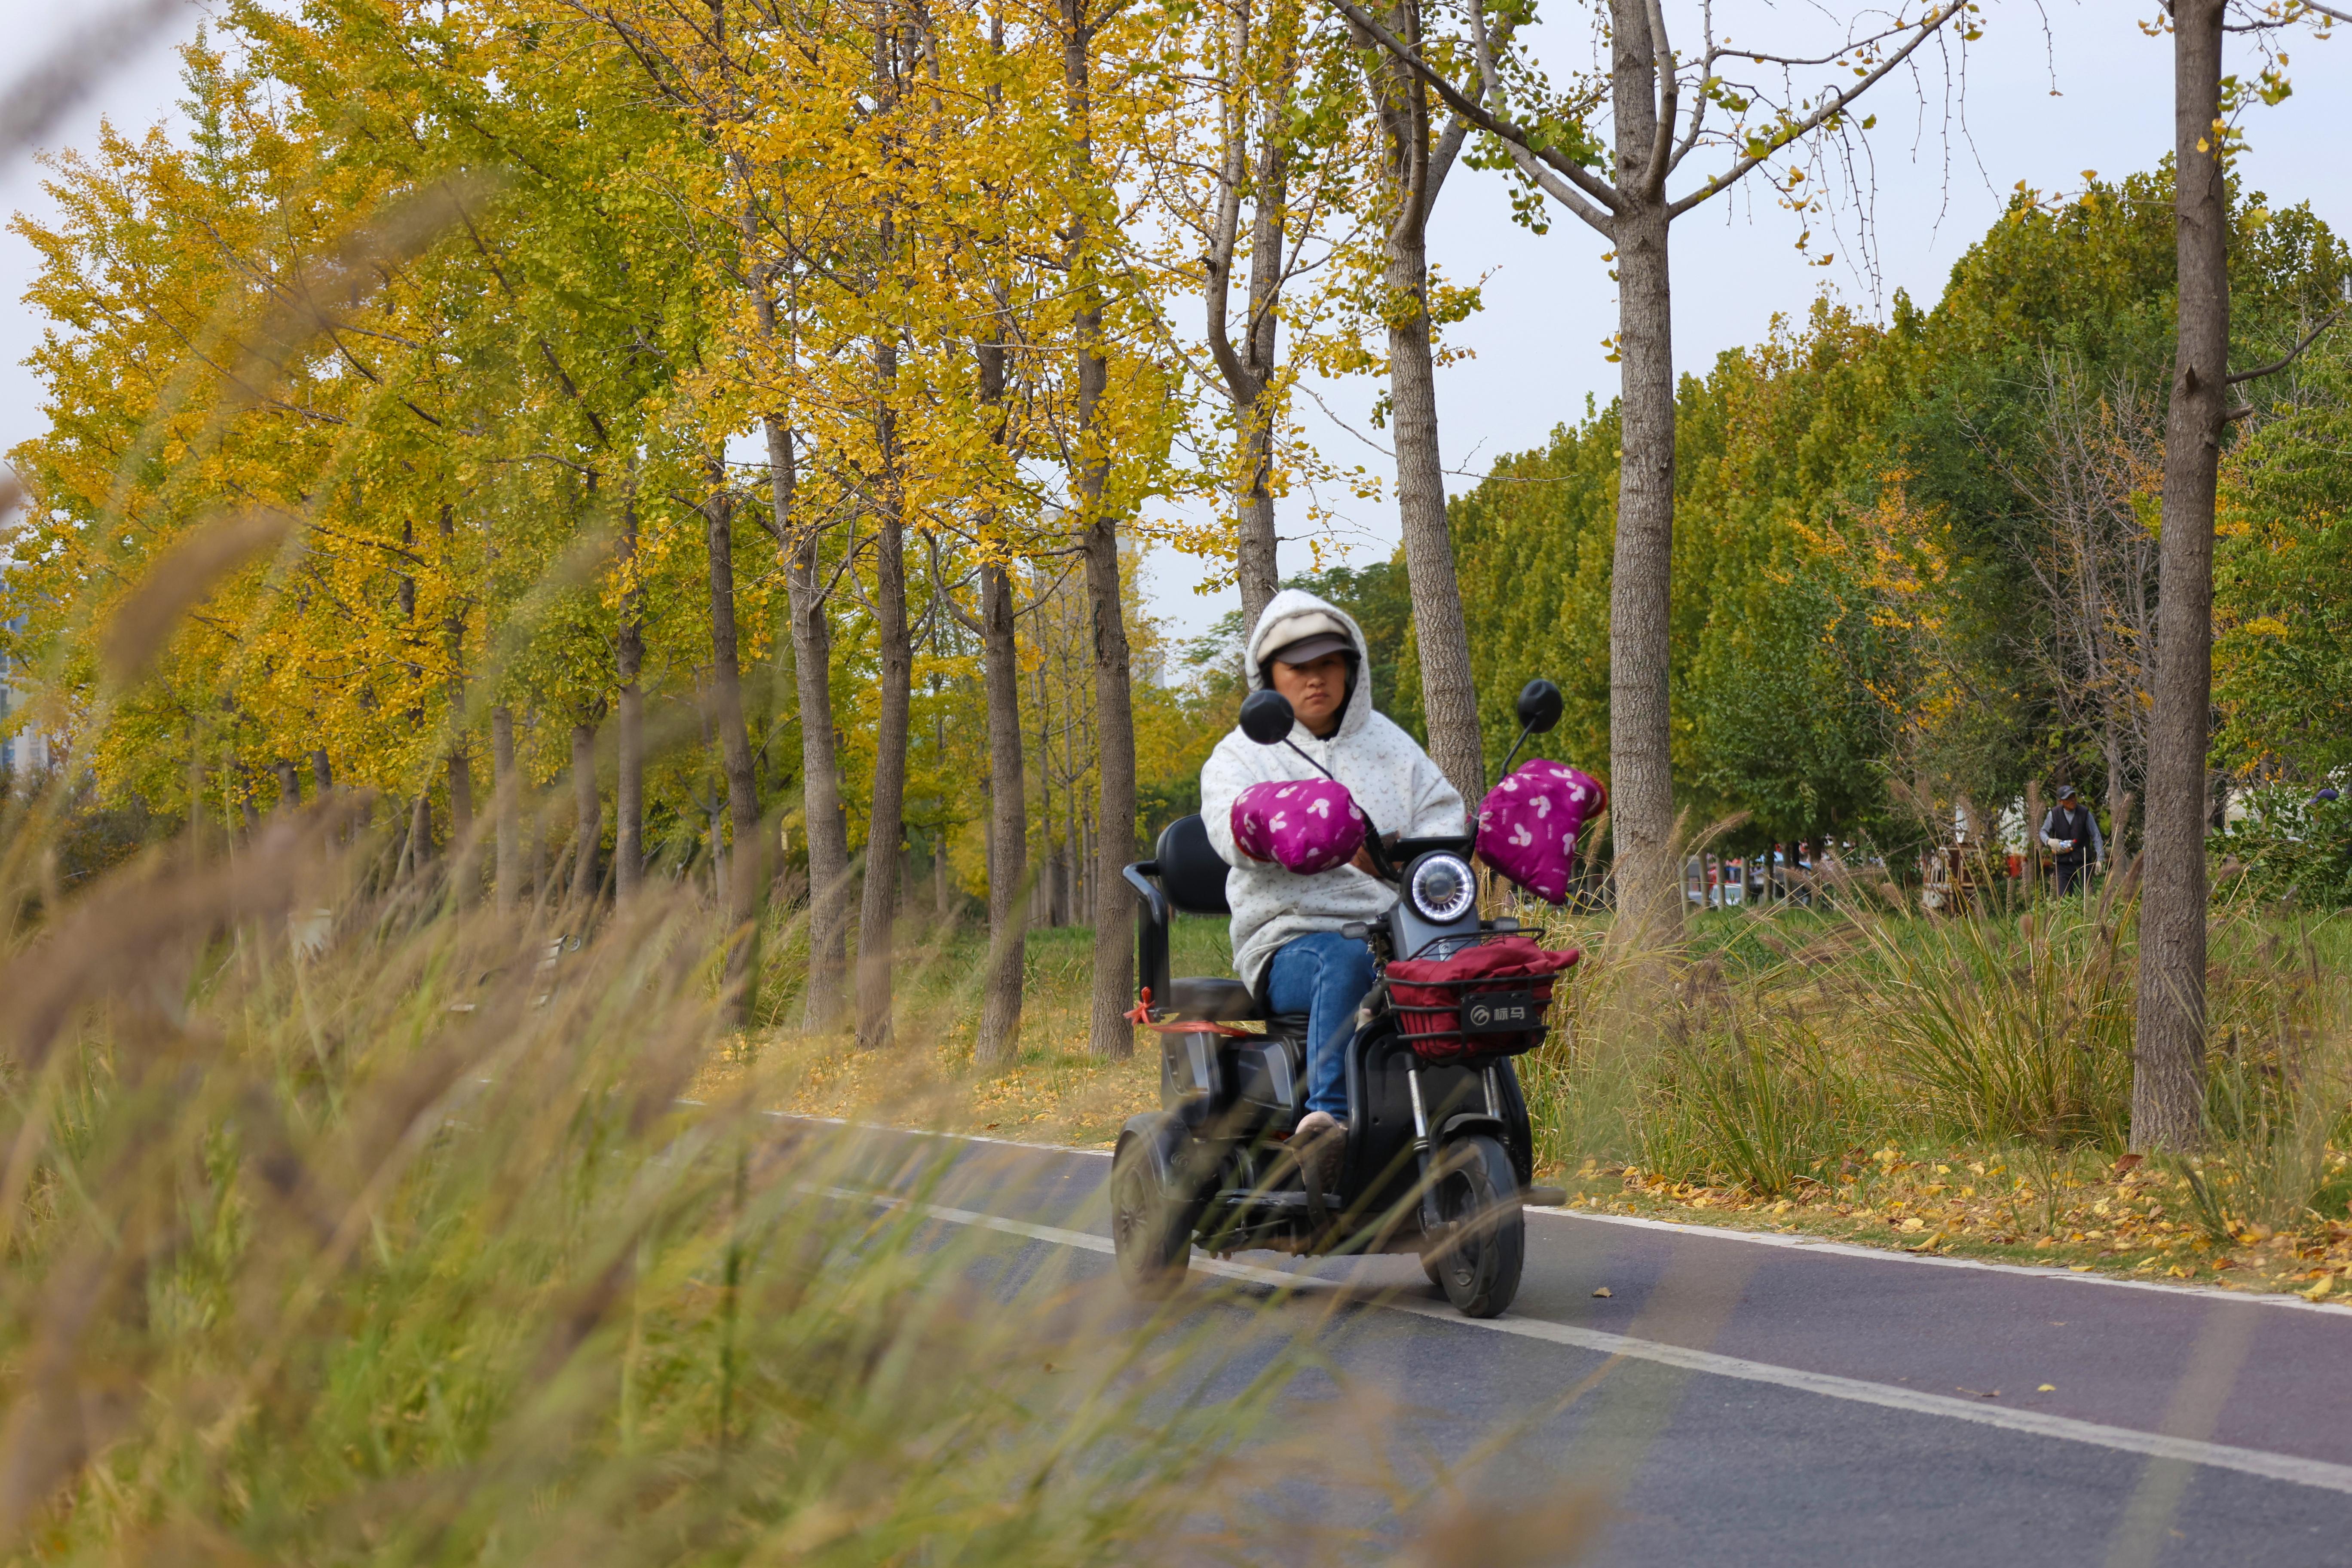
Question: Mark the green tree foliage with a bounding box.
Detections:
[1888,169,2346,812]
[2215,334,2352,786]
[1433,168,2346,859]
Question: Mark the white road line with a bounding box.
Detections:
[1538,1206,2352,1318]
[770,1114,2349,1316]
[830,1187,2352,1500]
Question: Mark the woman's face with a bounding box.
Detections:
[1269,651,1351,736]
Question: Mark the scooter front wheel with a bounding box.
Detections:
[1111,1122,1192,1300]
[1424,1133,1525,1319]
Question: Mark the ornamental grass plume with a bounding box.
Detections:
[0,811,1336,1566]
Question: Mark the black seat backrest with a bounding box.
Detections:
[1155,814,1232,916]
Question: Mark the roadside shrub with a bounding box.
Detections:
[1860,906,2134,1147]
[2171,961,2352,1238]
[1636,1018,1860,1195]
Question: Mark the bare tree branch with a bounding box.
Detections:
[1638,0,1678,198]
[1332,0,1621,222]
[1667,2,1966,220]
[2224,304,2345,385]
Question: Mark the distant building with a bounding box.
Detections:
[1,613,58,777]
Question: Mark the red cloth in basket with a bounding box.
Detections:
[1385,935,1579,1061]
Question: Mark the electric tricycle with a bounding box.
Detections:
[1111,679,1574,1319]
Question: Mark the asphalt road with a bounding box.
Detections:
[802,1118,2352,1566]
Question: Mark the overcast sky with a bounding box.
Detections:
[5,2,2348,642]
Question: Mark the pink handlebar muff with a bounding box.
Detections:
[1230,779,1368,876]
[1474,760,1606,905]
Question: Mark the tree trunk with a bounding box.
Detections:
[969,302,1029,1067]
[857,348,915,1050]
[1385,221,1483,806]
[1063,723,1082,931]
[2105,734,2126,859]
[438,503,477,904]
[382,797,404,879]
[613,680,642,899]
[310,749,332,795]
[525,791,545,904]
[273,759,300,813]
[706,475,764,1027]
[1357,0,1482,808]
[1081,504,1136,1059]
[1064,0,1136,1058]
[2134,0,2227,1150]
[1233,103,1290,634]
[976,559,1028,1068]
[616,496,646,902]
[1211,34,1295,635]
[768,420,852,1030]
[1236,420,1280,633]
[571,720,601,906]
[409,792,434,881]
[1034,652,1054,931]
[493,705,519,916]
[447,749,475,900]
[1604,0,1681,955]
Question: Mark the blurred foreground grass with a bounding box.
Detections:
[0,815,1368,1566]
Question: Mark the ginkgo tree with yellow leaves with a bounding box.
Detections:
[4,0,1223,1052]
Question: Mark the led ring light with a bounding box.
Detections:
[1407,853,1476,924]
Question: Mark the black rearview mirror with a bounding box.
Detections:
[1240,689,1295,744]
[1516,678,1563,735]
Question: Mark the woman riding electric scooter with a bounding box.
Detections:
[1114,591,1603,1317]
[1199,591,1466,1189]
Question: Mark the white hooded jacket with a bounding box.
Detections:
[1200,589,1467,993]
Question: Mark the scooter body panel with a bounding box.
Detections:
[1173,1019,1536,1259]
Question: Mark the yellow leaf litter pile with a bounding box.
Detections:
[1556,1147,2352,1299]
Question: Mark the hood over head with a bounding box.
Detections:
[1246,589,1375,739]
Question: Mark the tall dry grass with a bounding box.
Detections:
[0,805,1352,1565]
[1516,856,2352,1223]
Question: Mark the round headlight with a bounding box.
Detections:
[1408,853,1476,924]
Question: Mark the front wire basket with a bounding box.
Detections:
[1380,932,1567,1064]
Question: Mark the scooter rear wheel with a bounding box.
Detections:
[1425,1133,1524,1319]
[1111,1126,1191,1300]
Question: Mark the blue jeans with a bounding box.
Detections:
[1265,931,1378,1118]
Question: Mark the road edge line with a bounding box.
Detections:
[843,1187,2352,1500]
[1534,1206,2352,1317]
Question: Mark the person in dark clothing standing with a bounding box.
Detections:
[2040,784,2104,896]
